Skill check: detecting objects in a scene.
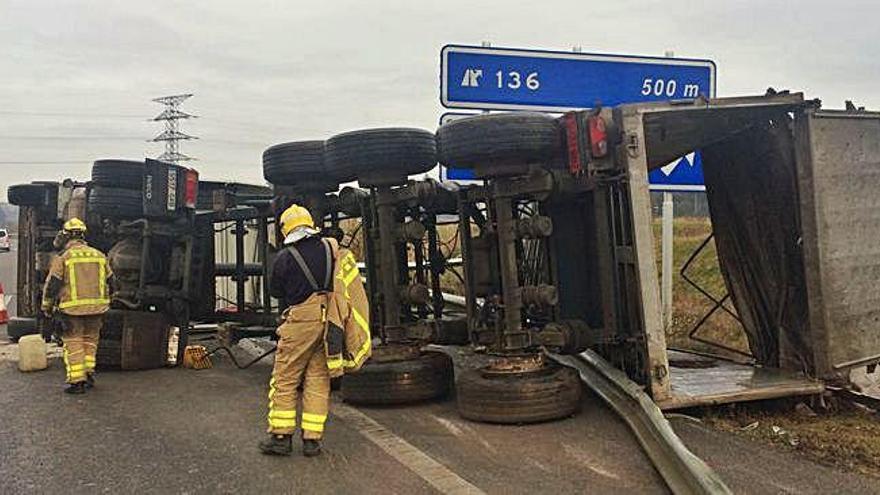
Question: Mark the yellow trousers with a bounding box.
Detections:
[61,315,103,384]
[267,294,330,439]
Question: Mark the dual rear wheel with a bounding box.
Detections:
[340,348,581,424]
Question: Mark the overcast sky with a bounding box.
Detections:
[1,0,878,201]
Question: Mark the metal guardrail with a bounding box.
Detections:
[552,350,732,495]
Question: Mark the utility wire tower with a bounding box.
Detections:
[150,93,198,164]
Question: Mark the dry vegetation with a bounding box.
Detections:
[652,217,751,357]
[703,400,880,478]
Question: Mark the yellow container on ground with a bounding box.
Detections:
[18,334,48,372]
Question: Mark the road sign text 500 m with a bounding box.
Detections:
[640,78,699,98]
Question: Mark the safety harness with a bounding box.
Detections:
[286,239,333,294]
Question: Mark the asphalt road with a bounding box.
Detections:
[0,235,876,493]
[1,343,878,494]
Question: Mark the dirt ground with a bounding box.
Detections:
[697,399,880,479]
[661,217,880,480]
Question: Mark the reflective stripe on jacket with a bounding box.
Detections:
[322,238,371,378]
[42,240,112,316]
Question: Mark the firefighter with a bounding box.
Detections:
[260,204,335,457]
[41,218,114,394]
[259,203,371,457]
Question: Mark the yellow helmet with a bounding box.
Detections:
[62,218,88,234]
[279,204,316,237]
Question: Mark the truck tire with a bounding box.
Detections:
[325,128,436,186]
[7,183,53,207]
[456,363,581,424]
[437,113,561,169]
[91,160,145,189]
[88,186,143,218]
[6,317,39,343]
[263,141,339,187]
[341,351,453,405]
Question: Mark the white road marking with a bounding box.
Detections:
[433,415,465,437]
[562,442,622,481]
[235,339,484,494]
[431,415,496,453]
[334,403,486,495]
[526,458,553,474]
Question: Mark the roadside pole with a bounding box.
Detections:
[661,192,674,330]
[660,51,675,331]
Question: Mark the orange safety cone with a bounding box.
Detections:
[0,283,8,325]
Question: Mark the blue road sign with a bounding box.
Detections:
[441,45,715,112]
[440,112,480,181]
[648,152,705,192]
[439,45,715,190]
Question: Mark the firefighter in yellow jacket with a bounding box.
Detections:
[260,204,371,457]
[41,218,114,394]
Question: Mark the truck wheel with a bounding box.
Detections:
[6,317,39,343]
[456,363,581,424]
[263,140,340,188]
[437,113,561,170]
[7,183,53,207]
[341,351,453,405]
[88,186,143,218]
[91,160,145,189]
[325,128,436,187]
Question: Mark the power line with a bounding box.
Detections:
[0,161,89,165]
[0,110,297,131]
[0,110,144,118]
[0,136,142,140]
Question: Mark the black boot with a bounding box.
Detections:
[259,434,292,456]
[85,374,95,389]
[302,439,322,457]
[64,382,86,395]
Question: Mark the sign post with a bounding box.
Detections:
[662,192,675,329]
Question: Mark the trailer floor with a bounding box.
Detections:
[0,337,877,494]
[661,350,825,409]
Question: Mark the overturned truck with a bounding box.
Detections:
[7,160,277,368]
[431,91,879,416]
[8,160,201,367]
[8,91,878,421]
[218,92,880,419]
